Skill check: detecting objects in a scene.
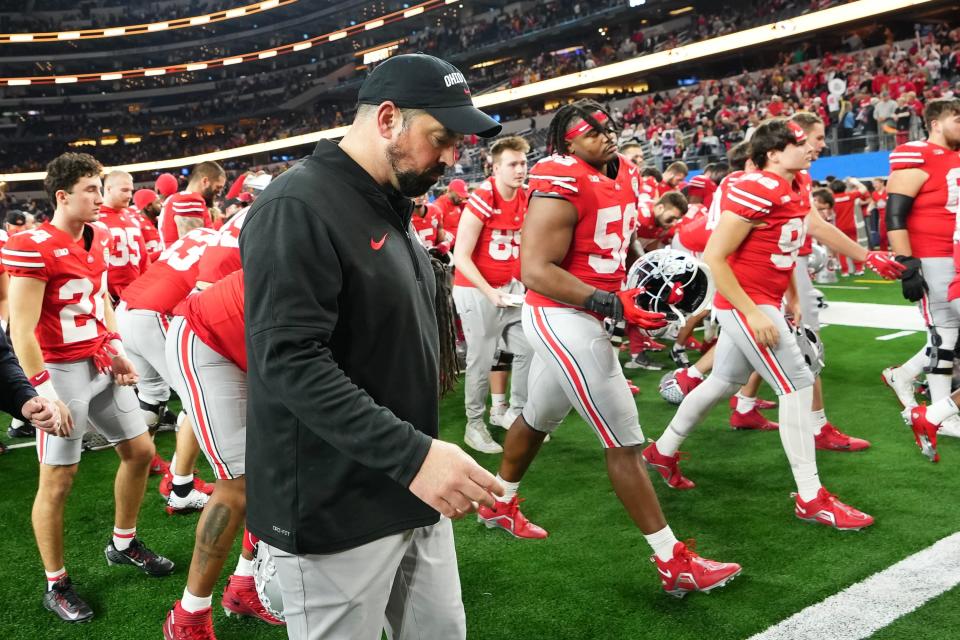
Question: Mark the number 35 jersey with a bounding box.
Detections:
[713,170,810,310]
[1,222,111,362]
[525,153,640,308]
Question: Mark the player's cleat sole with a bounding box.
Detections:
[43,577,94,623]
[105,538,175,577]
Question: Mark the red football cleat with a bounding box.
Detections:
[627,380,641,396]
[674,368,704,395]
[641,442,695,490]
[221,575,284,626]
[652,541,741,598]
[794,488,874,530]
[727,396,777,411]
[163,601,216,640]
[150,454,170,476]
[684,337,704,352]
[160,472,216,498]
[730,408,778,431]
[815,423,870,451]
[637,335,666,352]
[477,496,548,539]
[909,405,940,463]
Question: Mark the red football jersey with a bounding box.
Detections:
[159,191,212,246]
[131,209,162,260]
[178,269,246,372]
[674,208,710,254]
[525,153,640,308]
[121,227,220,315]
[434,194,463,243]
[713,170,810,310]
[795,171,815,256]
[196,208,247,284]
[706,170,746,231]
[889,141,960,258]
[0,229,7,275]
[99,205,150,300]
[410,204,442,248]
[831,190,864,235]
[454,178,527,288]
[1,222,110,362]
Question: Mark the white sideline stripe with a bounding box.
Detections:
[876,330,918,341]
[5,441,35,450]
[819,301,924,331]
[747,532,960,640]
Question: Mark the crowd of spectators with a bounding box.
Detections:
[3,1,957,173]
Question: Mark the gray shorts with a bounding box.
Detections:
[713,305,815,396]
[166,315,247,480]
[116,302,172,404]
[37,359,146,466]
[521,305,643,447]
[919,257,960,329]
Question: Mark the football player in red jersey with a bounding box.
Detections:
[410,195,445,249]
[477,100,742,597]
[871,178,889,250]
[118,228,221,513]
[157,162,225,246]
[659,161,689,195]
[882,98,960,439]
[99,171,150,301]
[434,178,468,244]
[132,188,163,261]
[1,153,173,623]
[452,135,532,454]
[642,119,902,531]
[828,177,869,275]
[162,270,283,638]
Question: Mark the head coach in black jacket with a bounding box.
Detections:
[241,54,505,640]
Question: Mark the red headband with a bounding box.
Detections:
[564,112,609,141]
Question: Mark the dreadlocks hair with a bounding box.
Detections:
[432,257,460,398]
[546,99,618,156]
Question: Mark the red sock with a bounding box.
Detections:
[242,528,259,555]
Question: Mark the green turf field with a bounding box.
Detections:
[2,273,959,639]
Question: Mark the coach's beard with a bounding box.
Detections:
[387,143,445,198]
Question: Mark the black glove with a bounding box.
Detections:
[584,289,623,321]
[895,255,926,302]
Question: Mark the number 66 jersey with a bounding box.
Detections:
[1,222,111,362]
[524,153,640,308]
[713,170,811,310]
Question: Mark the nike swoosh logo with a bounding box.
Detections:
[370,233,388,250]
[64,608,80,620]
[658,568,672,578]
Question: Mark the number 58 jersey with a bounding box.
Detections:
[713,170,810,310]
[1,222,111,362]
[525,153,640,308]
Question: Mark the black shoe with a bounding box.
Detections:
[7,421,35,438]
[43,576,93,623]
[669,346,690,368]
[104,538,175,577]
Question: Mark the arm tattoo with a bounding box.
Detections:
[175,215,204,238]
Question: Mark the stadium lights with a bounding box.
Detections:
[0,0,937,182]
[668,6,694,16]
[0,0,453,86]
[0,0,297,43]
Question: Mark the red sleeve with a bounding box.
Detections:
[1,231,48,280]
[528,155,584,214]
[171,193,209,219]
[889,142,928,172]
[721,175,778,220]
[464,180,496,220]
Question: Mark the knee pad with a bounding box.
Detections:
[926,327,958,375]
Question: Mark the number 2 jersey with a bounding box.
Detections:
[1,222,111,362]
[713,170,810,310]
[525,153,640,308]
[453,177,527,288]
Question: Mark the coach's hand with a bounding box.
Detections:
[746,309,779,347]
[895,256,925,302]
[409,440,504,519]
[111,356,140,387]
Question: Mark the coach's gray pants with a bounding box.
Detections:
[268,517,465,640]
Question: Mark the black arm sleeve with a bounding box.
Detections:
[243,198,431,487]
[0,330,37,421]
[885,193,916,232]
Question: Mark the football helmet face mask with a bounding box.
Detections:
[253,541,285,622]
[793,323,824,375]
[625,249,715,336]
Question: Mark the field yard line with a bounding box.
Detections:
[820,302,924,331]
[876,330,918,341]
[746,532,960,640]
[816,285,870,290]
[853,279,896,285]
[4,442,35,450]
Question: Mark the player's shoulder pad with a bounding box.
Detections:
[528,154,583,196]
[724,171,781,217]
[889,140,931,169]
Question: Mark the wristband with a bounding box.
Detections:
[109,338,126,358]
[29,370,59,402]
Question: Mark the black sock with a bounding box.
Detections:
[172,480,195,498]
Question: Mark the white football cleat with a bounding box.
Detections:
[464,420,502,454]
[165,488,209,515]
[938,415,960,439]
[881,366,917,409]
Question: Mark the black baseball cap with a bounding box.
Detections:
[358,54,502,138]
[5,210,26,226]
